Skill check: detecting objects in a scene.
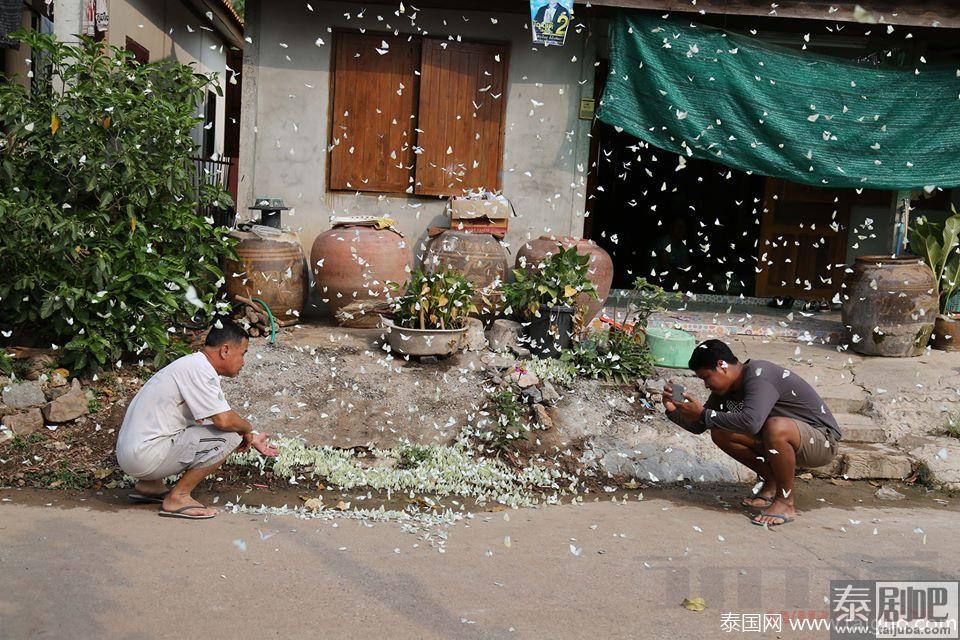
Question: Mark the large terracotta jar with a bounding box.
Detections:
[423,231,510,322]
[224,228,308,326]
[841,256,937,357]
[310,223,411,317]
[515,235,613,322]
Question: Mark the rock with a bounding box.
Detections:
[45,384,72,401]
[643,378,667,394]
[486,319,522,352]
[510,344,532,358]
[532,403,553,429]
[521,386,543,404]
[2,380,46,409]
[0,429,12,444]
[874,485,906,500]
[510,370,539,389]
[23,354,55,381]
[481,352,515,370]
[419,355,439,365]
[541,380,560,405]
[2,408,44,435]
[49,369,69,388]
[463,318,487,351]
[899,435,960,490]
[42,380,89,423]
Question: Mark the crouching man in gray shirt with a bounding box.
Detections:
[664,340,842,527]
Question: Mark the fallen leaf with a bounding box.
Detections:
[681,597,707,612]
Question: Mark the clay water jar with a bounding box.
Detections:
[840,255,937,357]
[311,224,411,316]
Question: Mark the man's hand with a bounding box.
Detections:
[677,394,704,423]
[239,432,279,457]
[662,384,678,413]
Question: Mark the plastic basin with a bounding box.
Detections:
[646,327,696,368]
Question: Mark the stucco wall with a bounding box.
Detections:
[239,0,597,285]
[108,0,229,155]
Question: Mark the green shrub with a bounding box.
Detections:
[563,328,656,385]
[504,245,597,320]
[0,33,234,372]
[478,388,529,453]
[630,277,669,329]
[388,268,477,330]
[523,356,577,387]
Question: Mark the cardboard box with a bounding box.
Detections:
[448,197,511,221]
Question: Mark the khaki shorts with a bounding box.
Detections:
[754,420,839,469]
[135,425,242,481]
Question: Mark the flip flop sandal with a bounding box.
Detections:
[751,513,795,527]
[158,505,216,520]
[128,491,170,504]
[741,496,774,509]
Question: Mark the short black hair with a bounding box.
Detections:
[688,339,738,371]
[204,318,249,347]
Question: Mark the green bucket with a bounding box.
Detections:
[646,327,696,368]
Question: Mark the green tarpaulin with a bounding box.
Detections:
[596,12,960,190]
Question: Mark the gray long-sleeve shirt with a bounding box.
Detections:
[667,359,842,441]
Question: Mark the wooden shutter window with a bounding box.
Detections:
[414,38,508,197]
[329,32,421,193]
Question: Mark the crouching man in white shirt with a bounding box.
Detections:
[116,319,277,520]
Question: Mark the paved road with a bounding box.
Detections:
[1,492,957,639]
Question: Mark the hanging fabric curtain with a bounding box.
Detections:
[596,11,960,190]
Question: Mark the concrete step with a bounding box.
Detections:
[838,443,913,480]
[834,413,886,444]
[822,395,867,415]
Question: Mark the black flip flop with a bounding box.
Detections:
[158,505,216,520]
[128,491,170,504]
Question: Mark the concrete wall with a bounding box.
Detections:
[107,0,229,155]
[239,0,597,279]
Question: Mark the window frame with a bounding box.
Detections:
[326,28,510,198]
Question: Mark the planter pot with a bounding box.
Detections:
[515,236,613,323]
[382,319,467,357]
[841,256,937,357]
[523,306,574,358]
[932,314,960,352]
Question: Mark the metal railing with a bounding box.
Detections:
[190,156,236,228]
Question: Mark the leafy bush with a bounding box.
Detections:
[504,245,597,319]
[389,268,477,330]
[477,389,529,453]
[909,209,960,315]
[0,33,234,371]
[523,356,577,387]
[562,328,655,384]
[630,277,669,328]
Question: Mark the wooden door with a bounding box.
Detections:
[755,178,851,299]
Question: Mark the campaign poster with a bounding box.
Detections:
[530,0,573,46]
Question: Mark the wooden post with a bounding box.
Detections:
[892,190,912,256]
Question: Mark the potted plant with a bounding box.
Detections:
[503,245,598,357]
[384,268,478,357]
[909,210,960,351]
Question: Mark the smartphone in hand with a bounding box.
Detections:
[670,384,686,403]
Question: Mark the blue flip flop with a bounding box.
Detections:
[752,513,795,527]
[158,505,216,520]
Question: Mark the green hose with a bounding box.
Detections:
[251,297,277,345]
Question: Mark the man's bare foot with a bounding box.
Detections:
[742,481,777,507]
[134,480,168,497]
[752,498,796,526]
[161,493,216,518]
